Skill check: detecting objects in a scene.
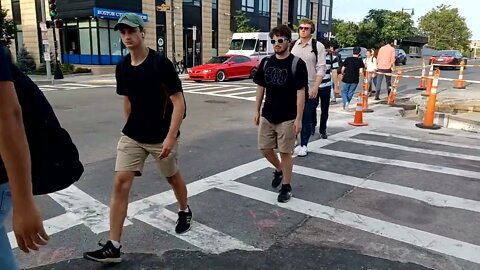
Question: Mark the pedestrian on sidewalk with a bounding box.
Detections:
[290,18,327,156]
[374,40,396,100]
[340,47,365,110]
[254,25,307,203]
[364,49,378,96]
[1,44,49,270]
[84,13,191,263]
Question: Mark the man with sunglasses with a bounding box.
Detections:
[254,25,308,203]
[290,19,327,157]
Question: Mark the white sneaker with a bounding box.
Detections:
[294,145,301,155]
[298,146,308,157]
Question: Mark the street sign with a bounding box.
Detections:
[192,25,197,41]
[40,22,47,32]
[44,52,51,61]
[156,3,171,12]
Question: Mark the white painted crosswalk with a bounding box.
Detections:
[39,83,114,92]
[8,128,480,267]
[182,81,257,101]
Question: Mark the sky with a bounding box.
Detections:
[332,0,479,40]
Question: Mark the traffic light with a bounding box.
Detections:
[49,0,57,18]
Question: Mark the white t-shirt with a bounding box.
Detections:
[363,56,377,72]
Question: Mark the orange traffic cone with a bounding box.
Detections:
[454,60,466,89]
[422,64,434,96]
[387,70,402,105]
[362,70,374,113]
[416,58,427,90]
[416,69,441,130]
[349,92,368,126]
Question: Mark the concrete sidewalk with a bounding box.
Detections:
[411,80,480,133]
[29,73,190,85]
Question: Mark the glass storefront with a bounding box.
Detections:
[61,18,126,65]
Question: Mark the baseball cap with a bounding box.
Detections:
[114,13,145,31]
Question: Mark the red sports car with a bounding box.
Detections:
[188,55,259,82]
[429,50,467,69]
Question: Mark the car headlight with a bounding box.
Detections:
[203,69,211,73]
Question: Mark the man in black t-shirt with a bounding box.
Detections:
[0,44,49,269]
[84,14,191,263]
[340,47,365,110]
[254,25,308,203]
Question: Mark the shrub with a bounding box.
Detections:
[16,46,36,73]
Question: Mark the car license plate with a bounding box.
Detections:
[438,58,444,61]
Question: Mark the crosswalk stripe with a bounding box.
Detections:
[48,185,133,234]
[217,181,480,264]
[309,148,480,180]
[207,87,253,94]
[293,165,480,213]
[185,86,224,92]
[365,131,480,151]
[8,213,81,249]
[227,90,257,96]
[343,138,480,161]
[134,208,261,254]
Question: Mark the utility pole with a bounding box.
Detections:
[170,0,176,63]
[39,0,52,80]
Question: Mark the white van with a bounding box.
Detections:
[227,32,299,60]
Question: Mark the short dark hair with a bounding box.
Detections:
[321,39,331,49]
[385,39,394,45]
[353,46,361,55]
[269,25,292,40]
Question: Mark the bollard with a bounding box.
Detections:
[454,60,466,89]
[362,70,374,113]
[387,70,402,105]
[416,69,441,130]
[416,58,427,90]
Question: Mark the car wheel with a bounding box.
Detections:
[216,70,226,82]
[250,68,257,78]
[403,59,406,65]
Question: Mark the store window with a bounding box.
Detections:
[259,0,270,16]
[297,0,308,20]
[242,0,254,13]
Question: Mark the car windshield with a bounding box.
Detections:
[207,56,230,64]
[434,51,456,57]
[230,39,243,50]
[242,39,257,50]
[337,48,354,58]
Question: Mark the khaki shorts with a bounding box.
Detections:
[258,117,296,154]
[115,135,179,177]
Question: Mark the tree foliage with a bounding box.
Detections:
[234,10,258,33]
[333,21,358,47]
[418,4,471,51]
[16,46,36,73]
[0,7,15,47]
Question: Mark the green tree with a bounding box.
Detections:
[234,10,258,32]
[418,4,471,51]
[362,9,415,48]
[333,21,358,47]
[356,20,377,49]
[16,46,36,73]
[0,7,15,46]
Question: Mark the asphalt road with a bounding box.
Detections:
[3,60,480,270]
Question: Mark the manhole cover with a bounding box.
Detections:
[204,100,228,104]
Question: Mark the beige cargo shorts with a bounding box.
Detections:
[258,117,296,154]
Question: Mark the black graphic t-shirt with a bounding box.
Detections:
[254,54,308,124]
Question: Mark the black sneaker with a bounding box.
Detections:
[278,184,292,203]
[176,206,193,234]
[320,133,328,139]
[83,240,122,263]
[271,170,283,188]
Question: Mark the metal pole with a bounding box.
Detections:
[170,0,176,62]
[39,0,52,80]
[52,22,63,79]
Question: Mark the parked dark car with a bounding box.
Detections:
[395,49,407,65]
[429,50,467,69]
[336,47,367,60]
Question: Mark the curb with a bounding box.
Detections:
[416,106,480,133]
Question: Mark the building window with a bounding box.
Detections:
[212,0,217,9]
[259,0,270,16]
[297,0,308,20]
[182,0,201,6]
[321,0,331,24]
[277,0,282,19]
[242,0,254,13]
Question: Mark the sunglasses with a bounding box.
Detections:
[299,26,311,31]
[270,38,287,44]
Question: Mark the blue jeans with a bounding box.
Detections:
[341,83,358,106]
[0,183,19,270]
[300,96,320,146]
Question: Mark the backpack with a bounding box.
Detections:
[290,39,318,62]
[8,62,84,195]
[117,52,187,119]
[262,55,301,76]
